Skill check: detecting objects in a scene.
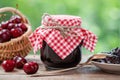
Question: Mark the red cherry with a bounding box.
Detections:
[0,29,11,43]
[23,62,39,74]
[29,62,39,73]
[1,21,9,29]
[13,56,27,69]
[18,23,27,32]
[0,27,2,31]
[13,56,20,62]
[10,27,23,38]
[7,23,15,30]
[10,15,22,23]
[23,63,34,74]
[2,60,15,72]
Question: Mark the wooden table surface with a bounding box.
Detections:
[0,54,120,80]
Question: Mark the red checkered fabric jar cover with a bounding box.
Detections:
[29,14,97,59]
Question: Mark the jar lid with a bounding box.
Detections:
[42,13,81,27]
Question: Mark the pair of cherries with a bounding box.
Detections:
[1,56,39,74]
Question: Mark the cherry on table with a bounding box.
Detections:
[29,62,39,73]
[13,56,27,69]
[23,62,39,74]
[1,60,15,72]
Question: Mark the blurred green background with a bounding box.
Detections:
[0,0,120,54]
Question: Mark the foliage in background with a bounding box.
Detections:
[0,0,120,54]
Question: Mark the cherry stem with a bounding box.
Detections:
[16,4,19,10]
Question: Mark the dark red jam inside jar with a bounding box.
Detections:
[40,40,83,70]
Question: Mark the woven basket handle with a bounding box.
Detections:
[0,7,28,24]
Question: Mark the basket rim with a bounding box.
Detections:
[0,7,28,23]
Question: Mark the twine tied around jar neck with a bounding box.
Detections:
[41,13,81,37]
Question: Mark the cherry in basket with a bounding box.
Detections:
[10,15,22,23]
[0,27,2,31]
[11,27,23,38]
[0,21,9,29]
[0,15,27,43]
[0,29,11,43]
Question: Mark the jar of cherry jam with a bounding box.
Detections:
[29,13,97,70]
[40,40,83,70]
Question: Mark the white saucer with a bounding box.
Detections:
[92,61,120,74]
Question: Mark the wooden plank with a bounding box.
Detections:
[0,54,120,80]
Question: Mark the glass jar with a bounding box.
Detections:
[28,14,97,70]
[40,40,83,70]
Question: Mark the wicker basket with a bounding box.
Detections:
[0,7,32,61]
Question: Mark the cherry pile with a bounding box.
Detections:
[1,56,39,74]
[0,15,27,43]
[93,47,120,64]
